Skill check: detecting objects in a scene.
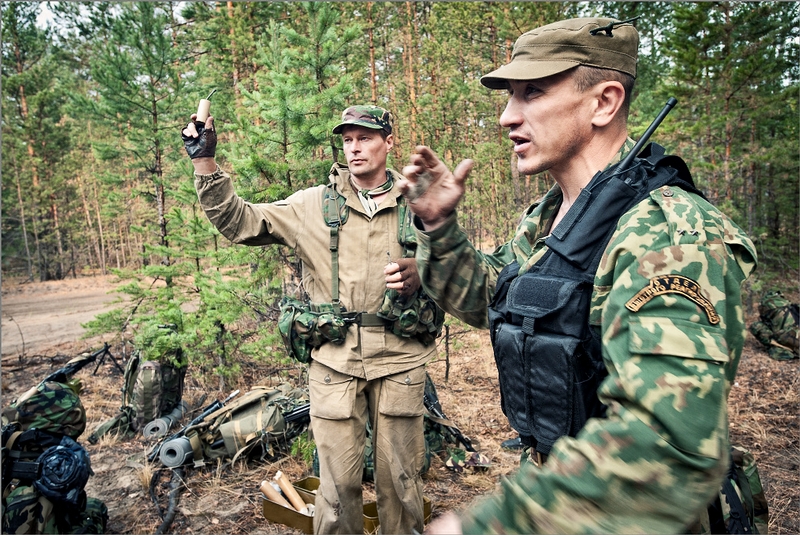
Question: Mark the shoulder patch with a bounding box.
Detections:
[625,275,720,325]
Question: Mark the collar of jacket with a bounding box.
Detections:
[328,162,404,216]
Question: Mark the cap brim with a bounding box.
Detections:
[332,121,386,134]
[480,60,579,89]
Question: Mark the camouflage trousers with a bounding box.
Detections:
[750,321,799,361]
[308,361,426,535]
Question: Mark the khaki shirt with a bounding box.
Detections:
[195,163,435,381]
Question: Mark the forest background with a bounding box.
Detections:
[2,1,798,387]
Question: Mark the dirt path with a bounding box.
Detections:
[1,275,124,357]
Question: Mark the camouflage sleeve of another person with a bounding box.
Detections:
[414,212,513,329]
[461,187,757,534]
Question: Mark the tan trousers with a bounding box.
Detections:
[309,361,426,535]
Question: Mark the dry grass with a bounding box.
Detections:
[1,322,797,534]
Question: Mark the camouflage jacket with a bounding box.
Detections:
[195,163,436,380]
[415,143,758,533]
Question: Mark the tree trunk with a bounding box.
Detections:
[77,174,103,274]
[367,2,378,103]
[227,2,241,97]
[10,149,33,279]
[92,181,108,274]
[404,2,417,146]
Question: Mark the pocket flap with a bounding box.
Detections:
[628,317,729,363]
[507,274,580,318]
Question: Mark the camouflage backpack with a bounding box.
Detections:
[89,336,187,443]
[1,382,86,440]
[1,381,108,534]
[749,290,799,361]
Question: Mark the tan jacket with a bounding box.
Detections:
[195,163,436,380]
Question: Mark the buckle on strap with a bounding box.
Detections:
[341,312,385,327]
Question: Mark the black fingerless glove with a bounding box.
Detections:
[182,121,217,159]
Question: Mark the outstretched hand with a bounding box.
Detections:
[398,146,473,231]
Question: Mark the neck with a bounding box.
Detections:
[553,130,628,206]
[351,169,389,191]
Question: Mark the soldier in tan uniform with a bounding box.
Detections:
[182,105,435,534]
[400,17,757,534]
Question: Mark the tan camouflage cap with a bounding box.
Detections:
[480,17,639,90]
[332,105,392,135]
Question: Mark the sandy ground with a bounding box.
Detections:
[1,275,124,357]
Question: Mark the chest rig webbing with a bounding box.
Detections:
[321,171,420,325]
[488,143,703,456]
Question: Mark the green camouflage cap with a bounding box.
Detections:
[332,105,392,135]
[481,17,639,89]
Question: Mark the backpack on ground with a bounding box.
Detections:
[2,378,108,534]
[749,290,799,361]
[89,330,187,443]
[154,384,310,468]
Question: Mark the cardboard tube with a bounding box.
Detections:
[260,480,292,509]
[196,99,211,122]
[274,470,307,512]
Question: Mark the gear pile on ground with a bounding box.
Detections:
[1,354,108,534]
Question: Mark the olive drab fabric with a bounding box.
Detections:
[749,290,799,361]
[132,360,162,432]
[480,17,639,88]
[88,345,186,443]
[180,384,309,464]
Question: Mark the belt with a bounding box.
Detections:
[341,312,385,327]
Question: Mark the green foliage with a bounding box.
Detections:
[290,431,317,466]
[6,2,799,384]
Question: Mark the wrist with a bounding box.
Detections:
[192,157,217,175]
[421,212,453,232]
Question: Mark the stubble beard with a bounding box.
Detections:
[517,129,583,178]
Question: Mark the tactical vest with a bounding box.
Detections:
[321,166,445,344]
[488,143,702,456]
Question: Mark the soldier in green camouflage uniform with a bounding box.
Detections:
[749,290,799,360]
[399,17,757,534]
[183,105,433,534]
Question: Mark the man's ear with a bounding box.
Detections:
[591,81,625,128]
[385,133,395,150]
